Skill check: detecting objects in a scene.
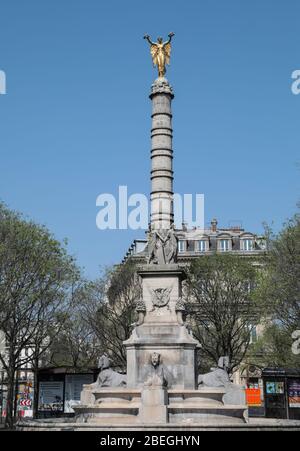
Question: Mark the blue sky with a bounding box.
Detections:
[0,0,299,278]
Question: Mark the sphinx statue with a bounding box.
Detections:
[198,356,246,406]
[198,356,230,388]
[92,354,127,388]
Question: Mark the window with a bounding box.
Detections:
[243,239,254,251]
[178,240,185,253]
[219,239,230,252]
[198,240,206,252]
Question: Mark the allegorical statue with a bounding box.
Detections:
[147,224,178,265]
[164,224,178,263]
[143,32,175,78]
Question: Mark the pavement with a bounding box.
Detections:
[2,417,300,431]
[249,418,300,426]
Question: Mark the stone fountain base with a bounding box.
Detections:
[69,263,248,429]
[72,385,248,426]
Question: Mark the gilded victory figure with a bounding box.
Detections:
[143,32,175,78]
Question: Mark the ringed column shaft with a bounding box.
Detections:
[149,79,174,229]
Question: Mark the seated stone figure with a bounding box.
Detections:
[92,354,127,388]
[198,356,230,388]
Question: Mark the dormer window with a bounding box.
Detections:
[198,240,207,252]
[242,239,254,251]
[219,239,230,252]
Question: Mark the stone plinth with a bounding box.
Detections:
[124,265,199,390]
[139,387,168,424]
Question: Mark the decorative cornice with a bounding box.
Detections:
[150,78,174,98]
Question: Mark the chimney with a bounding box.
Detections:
[182,222,187,231]
[211,218,218,233]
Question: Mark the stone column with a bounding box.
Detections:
[149,78,174,230]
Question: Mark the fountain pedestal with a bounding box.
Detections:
[74,264,248,427]
[124,265,199,390]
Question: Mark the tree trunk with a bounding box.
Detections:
[13,371,19,422]
[5,369,15,429]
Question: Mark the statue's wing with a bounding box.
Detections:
[150,44,159,66]
[164,42,171,65]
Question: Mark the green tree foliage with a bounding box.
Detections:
[249,212,300,368]
[250,324,300,369]
[260,213,300,330]
[186,253,260,373]
[81,260,141,370]
[47,281,99,370]
[0,202,79,428]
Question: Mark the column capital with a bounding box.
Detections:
[150,77,174,99]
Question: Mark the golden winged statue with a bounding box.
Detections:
[143,32,175,78]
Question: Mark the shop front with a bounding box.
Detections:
[262,368,300,420]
